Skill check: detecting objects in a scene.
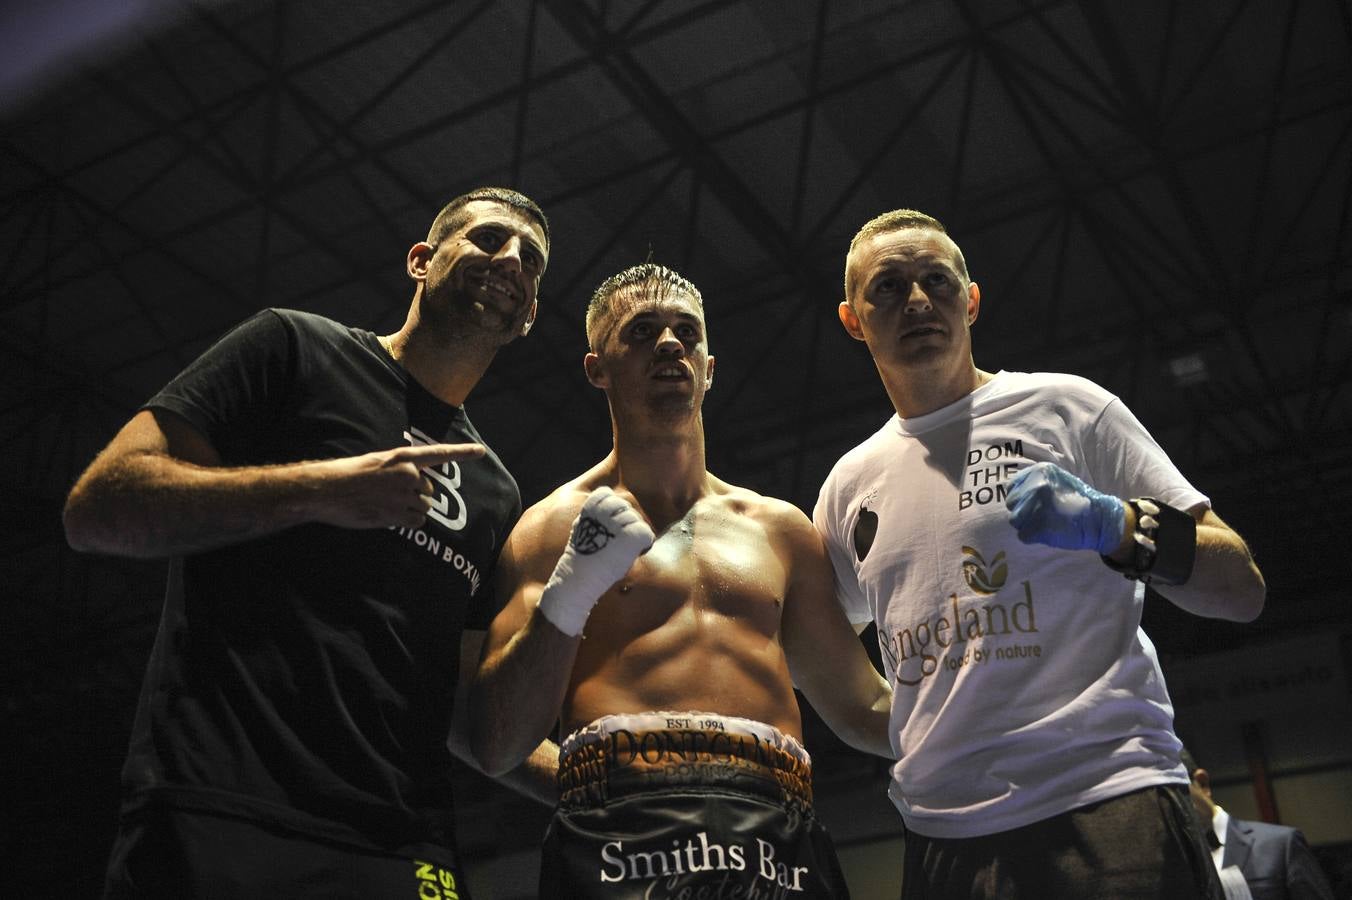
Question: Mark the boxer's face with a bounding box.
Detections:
[839,226,979,377]
[585,284,714,420]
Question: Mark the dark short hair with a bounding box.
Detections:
[426,187,550,247]
[585,263,704,350]
[844,208,969,298]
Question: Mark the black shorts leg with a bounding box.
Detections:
[103,806,470,900]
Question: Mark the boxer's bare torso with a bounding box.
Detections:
[525,468,810,738]
[471,275,891,776]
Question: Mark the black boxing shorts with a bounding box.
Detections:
[541,711,851,899]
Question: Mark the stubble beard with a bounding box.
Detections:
[648,393,697,419]
[610,384,701,436]
[433,279,522,347]
[643,379,708,433]
[890,321,969,367]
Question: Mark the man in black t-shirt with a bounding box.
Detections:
[64,187,555,899]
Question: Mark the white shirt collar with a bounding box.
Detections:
[1211,805,1231,864]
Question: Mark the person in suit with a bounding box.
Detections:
[1182,749,1335,900]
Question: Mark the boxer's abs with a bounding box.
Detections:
[562,504,803,739]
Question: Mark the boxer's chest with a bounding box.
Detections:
[621,504,787,623]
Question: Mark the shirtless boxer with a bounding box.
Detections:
[470,263,893,898]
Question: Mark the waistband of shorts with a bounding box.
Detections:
[558,711,814,812]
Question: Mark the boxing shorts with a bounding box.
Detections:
[541,711,851,899]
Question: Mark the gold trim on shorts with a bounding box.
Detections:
[557,711,814,812]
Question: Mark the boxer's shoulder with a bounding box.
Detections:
[511,480,595,560]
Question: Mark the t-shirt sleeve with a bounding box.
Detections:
[464,495,522,631]
[144,309,292,451]
[463,587,498,631]
[813,477,873,626]
[1082,398,1209,513]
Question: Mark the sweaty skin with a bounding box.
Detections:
[471,281,891,773]
[552,475,803,737]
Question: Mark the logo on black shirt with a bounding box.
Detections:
[409,426,468,531]
[388,427,483,595]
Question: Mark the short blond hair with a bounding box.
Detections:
[844,209,968,299]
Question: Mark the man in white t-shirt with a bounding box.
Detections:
[814,209,1266,899]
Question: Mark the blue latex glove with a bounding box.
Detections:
[1004,461,1126,555]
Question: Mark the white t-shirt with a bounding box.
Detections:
[813,371,1206,838]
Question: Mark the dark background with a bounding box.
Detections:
[3,1,1350,894]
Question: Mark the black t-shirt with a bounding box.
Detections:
[121,309,520,851]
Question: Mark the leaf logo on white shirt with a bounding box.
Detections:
[961,546,1007,594]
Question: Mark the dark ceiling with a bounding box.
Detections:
[3,0,1350,894]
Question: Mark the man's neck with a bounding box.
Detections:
[607,416,709,525]
[383,304,497,408]
[882,360,990,419]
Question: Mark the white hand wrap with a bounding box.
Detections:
[537,487,655,637]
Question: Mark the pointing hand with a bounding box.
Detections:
[314,442,485,529]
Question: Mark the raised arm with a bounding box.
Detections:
[448,629,559,806]
[1005,462,1265,622]
[469,487,653,776]
[63,407,484,558]
[467,505,581,777]
[779,507,894,759]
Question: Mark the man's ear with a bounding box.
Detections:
[704,355,715,390]
[407,242,434,281]
[583,352,607,388]
[520,299,538,337]
[838,301,865,341]
[1193,767,1213,798]
[967,281,981,325]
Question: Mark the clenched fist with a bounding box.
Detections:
[1004,461,1125,555]
[536,486,656,636]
